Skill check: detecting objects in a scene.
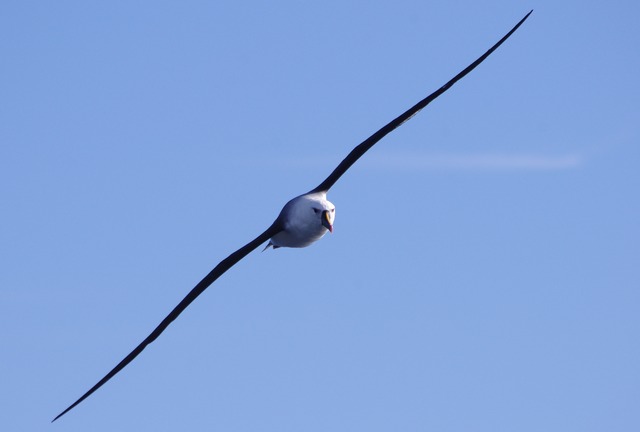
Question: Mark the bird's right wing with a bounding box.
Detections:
[53,221,282,422]
[310,10,532,194]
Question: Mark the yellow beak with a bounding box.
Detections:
[322,210,333,233]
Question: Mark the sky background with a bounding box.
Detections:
[1,1,639,431]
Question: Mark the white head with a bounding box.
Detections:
[312,203,335,233]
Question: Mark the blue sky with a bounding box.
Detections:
[1,1,639,431]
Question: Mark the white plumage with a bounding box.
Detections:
[266,192,336,249]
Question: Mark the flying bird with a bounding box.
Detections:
[53,10,532,421]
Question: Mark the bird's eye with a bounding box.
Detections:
[312,208,321,214]
[330,208,335,212]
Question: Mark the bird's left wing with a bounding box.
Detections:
[53,221,282,422]
[310,10,532,194]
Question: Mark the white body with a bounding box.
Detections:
[270,192,335,248]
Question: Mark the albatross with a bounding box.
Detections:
[53,10,532,421]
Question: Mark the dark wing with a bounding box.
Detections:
[53,222,282,422]
[310,10,532,194]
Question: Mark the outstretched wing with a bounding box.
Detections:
[53,222,282,422]
[310,10,532,194]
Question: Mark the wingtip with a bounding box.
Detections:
[52,406,72,422]
[518,10,533,24]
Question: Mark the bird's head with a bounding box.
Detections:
[313,204,335,233]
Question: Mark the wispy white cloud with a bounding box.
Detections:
[363,152,584,171]
[265,152,584,172]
